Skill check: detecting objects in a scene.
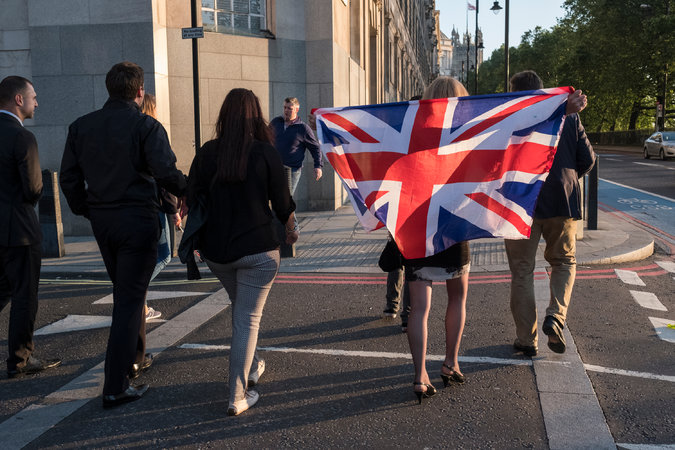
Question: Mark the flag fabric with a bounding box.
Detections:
[314,87,573,260]
[467,2,476,10]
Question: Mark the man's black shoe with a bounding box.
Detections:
[7,357,62,379]
[129,353,153,380]
[102,384,149,408]
[542,316,566,354]
[513,340,538,357]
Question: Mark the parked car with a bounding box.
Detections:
[643,131,675,160]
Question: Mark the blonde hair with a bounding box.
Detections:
[422,76,469,100]
[141,93,157,118]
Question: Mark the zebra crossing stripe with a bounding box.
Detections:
[615,269,646,286]
[629,291,667,312]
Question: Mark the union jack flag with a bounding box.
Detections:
[314,87,573,259]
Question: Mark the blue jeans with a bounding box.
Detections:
[150,212,171,282]
[284,165,302,196]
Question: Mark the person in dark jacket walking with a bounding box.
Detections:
[186,88,297,416]
[269,97,322,195]
[60,62,187,407]
[505,70,595,356]
[0,76,61,378]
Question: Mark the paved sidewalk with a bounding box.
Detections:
[41,205,654,278]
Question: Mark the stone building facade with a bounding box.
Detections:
[0,0,438,235]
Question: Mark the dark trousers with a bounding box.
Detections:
[0,243,41,371]
[90,208,159,395]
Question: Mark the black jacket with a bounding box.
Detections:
[60,98,186,217]
[0,113,42,246]
[186,139,295,264]
[535,113,595,219]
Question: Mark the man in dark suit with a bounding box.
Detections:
[60,62,187,408]
[0,76,61,378]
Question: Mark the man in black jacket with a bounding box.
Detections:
[505,70,595,356]
[60,62,187,407]
[0,76,62,378]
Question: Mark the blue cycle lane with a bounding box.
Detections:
[599,178,675,243]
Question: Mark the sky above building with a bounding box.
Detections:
[436,0,567,58]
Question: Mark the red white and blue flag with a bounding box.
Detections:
[314,87,573,259]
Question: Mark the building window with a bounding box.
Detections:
[202,0,268,37]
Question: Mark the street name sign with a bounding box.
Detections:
[182,27,204,39]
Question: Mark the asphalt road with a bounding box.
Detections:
[1,256,673,448]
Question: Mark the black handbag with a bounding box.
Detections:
[378,238,403,272]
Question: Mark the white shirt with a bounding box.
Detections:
[0,110,23,126]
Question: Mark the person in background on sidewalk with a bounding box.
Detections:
[382,233,410,333]
[60,62,187,408]
[269,97,323,195]
[140,93,182,322]
[505,70,595,357]
[186,88,297,416]
[0,76,62,379]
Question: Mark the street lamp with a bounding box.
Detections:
[474,1,480,94]
[490,0,510,92]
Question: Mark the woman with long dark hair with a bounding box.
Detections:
[186,88,297,416]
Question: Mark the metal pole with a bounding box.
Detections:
[504,0,510,92]
[587,158,599,230]
[474,0,479,94]
[191,0,201,151]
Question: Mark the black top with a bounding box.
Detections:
[0,113,42,246]
[535,113,595,219]
[60,98,187,218]
[187,139,296,264]
[403,241,470,269]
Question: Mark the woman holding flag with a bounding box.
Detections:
[405,76,472,404]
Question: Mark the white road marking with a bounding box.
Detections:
[178,344,532,366]
[634,162,675,171]
[615,269,646,286]
[629,291,667,311]
[178,343,675,384]
[34,315,111,336]
[583,364,675,383]
[656,260,675,273]
[0,288,230,448]
[648,317,675,344]
[605,158,624,162]
[93,290,206,305]
[617,444,675,449]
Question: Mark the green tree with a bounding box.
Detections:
[476,0,675,132]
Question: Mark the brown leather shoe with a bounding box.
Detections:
[543,316,566,353]
[7,357,62,379]
[513,340,538,357]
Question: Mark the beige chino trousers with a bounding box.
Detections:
[504,217,577,348]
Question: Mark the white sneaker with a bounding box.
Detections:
[227,390,259,416]
[145,307,162,321]
[248,359,265,386]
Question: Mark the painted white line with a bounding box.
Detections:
[178,343,533,367]
[629,291,667,311]
[601,178,675,202]
[605,158,623,162]
[617,444,675,449]
[34,315,111,336]
[634,162,675,171]
[583,364,675,383]
[93,290,206,305]
[648,317,675,344]
[0,288,230,447]
[656,260,675,273]
[615,269,646,286]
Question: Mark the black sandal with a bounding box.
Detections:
[440,363,465,386]
[413,382,436,404]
